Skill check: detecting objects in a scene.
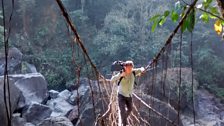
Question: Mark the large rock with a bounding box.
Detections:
[133,93,183,126]
[48,78,102,125]
[58,89,72,100]
[13,73,48,105]
[48,90,59,99]
[67,78,98,107]
[21,62,37,74]
[73,78,106,126]
[0,73,48,126]
[12,113,35,126]
[47,90,73,117]
[0,47,23,75]
[0,78,22,126]
[47,78,112,126]
[188,89,224,126]
[12,113,26,126]
[22,102,52,125]
[25,123,36,126]
[75,103,96,126]
[38,116,73,126]
[66,106,79,124]
[0,47,37,75]
[67,91,78,105]
[140,68,199,110]
[76,78,101,105]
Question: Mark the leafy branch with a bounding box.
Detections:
[148,0,224,35]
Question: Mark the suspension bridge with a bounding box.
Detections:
[54,0,199,125]
[1,0,209,125]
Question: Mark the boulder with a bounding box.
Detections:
[38,116,73,126]
[191,89,224,126]
[133,93,183,126]
[0,47,23,75]
[67,91,77,105]
[47,78,106,125]
[0,47,38,75]
[11,114,36,126]
[140,68,199,110]
[13,73,48,105]
[25,123,35,126]
[0,71,55,126]
[76,78,101,104]
[58,89,72,100]
[12,113,26,126]
[21,62,37,74]
[47,90,73,117]
[66,106,79,124]
[22,102,52,125]
[8,47,23,61]
[17,94,26,110]
[73,78,106,126]
[0,73,48,109]
[221,122,224,126]
[49,90,59,99]
[66,78,97,109]
[0,78,22,126]
[75,103,95,126]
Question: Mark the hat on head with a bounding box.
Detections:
[124,60,134,67]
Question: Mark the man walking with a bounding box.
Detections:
[110,60,145,126]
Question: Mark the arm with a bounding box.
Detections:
[110,72,123,83]
[133,67,145,76]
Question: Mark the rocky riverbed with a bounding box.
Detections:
[0,47,223,126]
[181,89,224,126]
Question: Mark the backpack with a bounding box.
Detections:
[117,71,137,86]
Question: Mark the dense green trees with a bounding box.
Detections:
[91,0,172,73]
